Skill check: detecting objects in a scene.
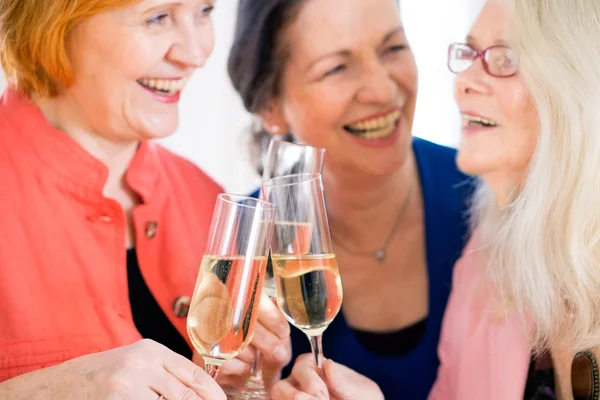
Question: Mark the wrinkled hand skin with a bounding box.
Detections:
[0,339,227,400]
[271,354,384,400]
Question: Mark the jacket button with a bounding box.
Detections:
[98,215,112,223]
[173,296,191,318]
[145,221,158,239]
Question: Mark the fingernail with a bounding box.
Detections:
[272,343,288,362]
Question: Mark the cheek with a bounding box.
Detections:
[500,85,539,168]
[389,57,418,123]
[202,23,216,58]
[390,57,418,96]
[283,85,353,145]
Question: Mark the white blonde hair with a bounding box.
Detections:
[475,0,600,352]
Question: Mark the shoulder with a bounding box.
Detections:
[413,137,474,217]
[151,143,223,196]
[0,90,37,133]
[452,233,485,285]
[414,137,474,284]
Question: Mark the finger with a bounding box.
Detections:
[142,388,162,400]
[323,359,383,400]
[161,351,226,400]
[251,323,290,365]
[258,294,290,340]
[290,355,329,400]
[217,358,252,383]
[271,378,320,400]
[236,346,256,364]
[151,368,203,400]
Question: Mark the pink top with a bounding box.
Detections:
[429,235,532,400]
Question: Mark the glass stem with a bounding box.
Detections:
[248,351,265,382]
[308,334,324,368]
[205,363,222,379]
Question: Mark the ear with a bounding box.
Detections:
[259,99,290,137]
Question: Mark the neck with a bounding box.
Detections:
[34,96,138,195]
[323,151,418,252]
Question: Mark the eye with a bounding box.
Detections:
[386,45,408,53]
[456,47,474,60]
[324,64,346,77]
[201,5,215,17]
[195,3,214,24]
[146,12,171,26]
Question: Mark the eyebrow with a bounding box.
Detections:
[466,34,509,48]
[139,0,183,14]
[382,26,405,44]
[304,26,405,73]
[304,49,351,73]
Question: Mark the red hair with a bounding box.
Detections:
[0,0,136,97]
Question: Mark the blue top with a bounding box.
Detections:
[252,137,473,399]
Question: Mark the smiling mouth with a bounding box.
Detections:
[343,110,401,140]
[462,113,499,128]
[137,77,188,96]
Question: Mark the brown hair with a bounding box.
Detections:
[227,0,304,175]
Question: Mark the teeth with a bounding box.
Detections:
[461,113,498,127]
[138,77,188,94]
[346,110,401,132]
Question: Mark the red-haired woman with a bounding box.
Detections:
[0,0,288,398]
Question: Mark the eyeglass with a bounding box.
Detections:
[447,43,518,78]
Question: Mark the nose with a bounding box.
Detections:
[168,20,214,69]
[455,58,492,97]
[356,60,398,105]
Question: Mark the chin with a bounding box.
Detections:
[456,149,495,177]
[362,154,406,176]
[138,118,179,140]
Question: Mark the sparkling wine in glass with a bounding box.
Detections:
[227,139,325,400]
[187,194,276,379]
[262,173,343,368]
[261,139,325,298]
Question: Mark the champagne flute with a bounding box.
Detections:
[186,194,276,379]
[261,139,325,298]
[261,173,343,368]
[228,139,325,400]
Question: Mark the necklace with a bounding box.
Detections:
[333,185,414,263]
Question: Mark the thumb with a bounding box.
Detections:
[323,359,383,400]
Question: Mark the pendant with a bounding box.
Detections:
[374,249,386,263]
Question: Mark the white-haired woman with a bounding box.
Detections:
[271,0,600,399]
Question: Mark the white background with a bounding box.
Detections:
[0,0,484,193]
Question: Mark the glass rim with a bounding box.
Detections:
[267,138,326,155]
[217,193,276,210]
[261,172,322,188]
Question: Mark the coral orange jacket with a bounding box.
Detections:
[0,90,222,382]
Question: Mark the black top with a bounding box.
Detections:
[523,355,555,399]
[352,318,427,357]
[127,248,192,359]
[524,351,598,400]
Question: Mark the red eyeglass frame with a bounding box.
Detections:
[447,43,517,78]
